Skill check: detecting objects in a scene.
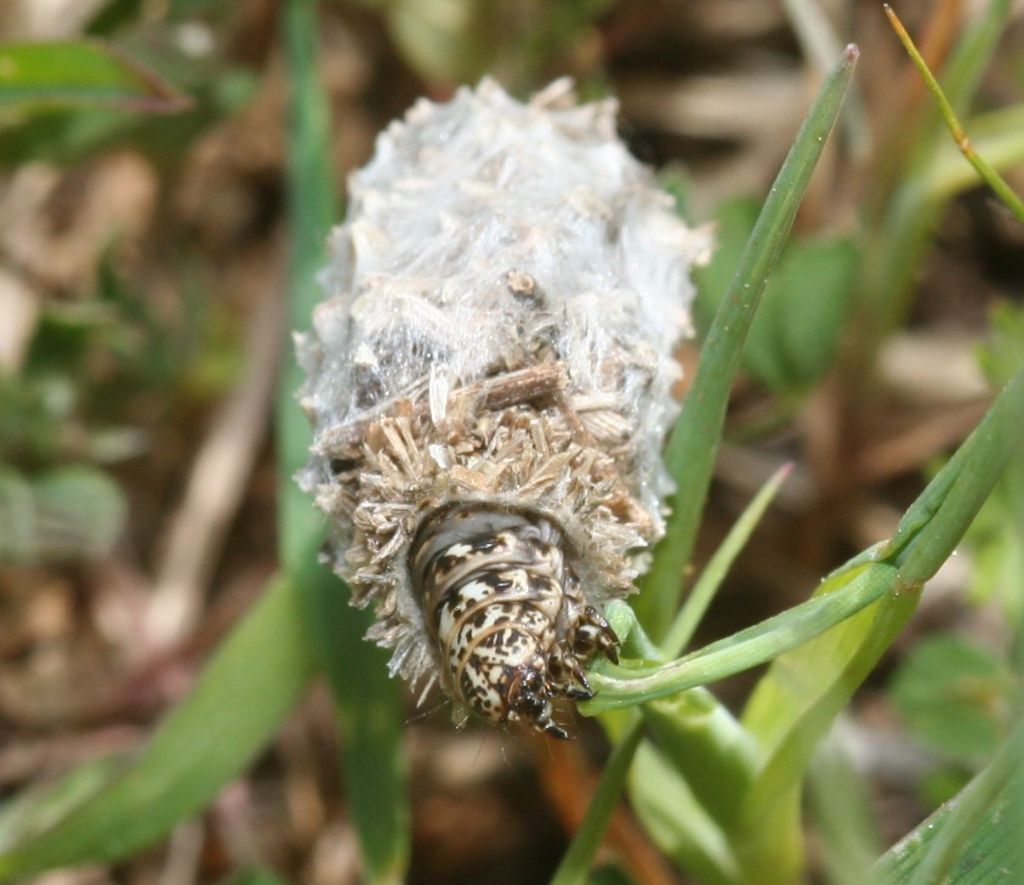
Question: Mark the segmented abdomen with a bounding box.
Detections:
[410,507,602,737]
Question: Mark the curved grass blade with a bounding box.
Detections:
[0,40,191,113]
[279,1,409,879]
[0,575,314,878]
[552,456,794,882]
[731,365,1024,882]
[585,562,893,713]
[636,44,860,638]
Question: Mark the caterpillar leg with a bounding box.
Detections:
[572,605,620,664]
[507,665,570,740]
[547,640,593,700]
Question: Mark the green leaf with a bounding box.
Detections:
[0,465,127,564]
[628,740,740,885]
[224,867,290,885]
[280,1,409,880]
[0,576,314,878]
[0,40,191,113]
[584,561,894,714]
[883,366,1024,587]
[642,689,757,828]
[748,236,857,391]
[695,202,857,393]
[662,463,793,657]
[888,634,1012,762]
[635,44,860,637]
[808,726,884,885]
[873,723,1024,884]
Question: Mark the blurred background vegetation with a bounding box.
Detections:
[0,0,1022,882]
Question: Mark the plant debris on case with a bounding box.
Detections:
[298,78,710,736]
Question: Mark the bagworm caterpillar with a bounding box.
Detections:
[298,79,708,737]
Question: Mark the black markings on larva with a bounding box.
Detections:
[410,506,619,738]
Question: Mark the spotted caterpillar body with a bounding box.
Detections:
[298,79,708,736]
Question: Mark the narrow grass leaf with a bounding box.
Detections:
[884,365,1024,586]
[280,2,409,879]
[733,571,917,883]
[663,463,792,656]
[872,723,1024,884]
[636,44,859,637]
[0,40,191,113]
[628,740,740,885]
[642,689,757,828]
[0,576,314,878]
[277,0,335,572]
[929,104,1024,201]
[549,716,645,885]
[860,0,1012,352]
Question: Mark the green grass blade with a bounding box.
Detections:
[296,552,410,882]
[549,716,645,885]
[0,756,129,856]
[636,45,859,638]
[0,575,314,878]
[277,0,334,573]
[555,462,793,881]
[629,740,740,885]
[585,562,893,713]
[0,40,191,113]
[731,365,1024,882]
[884,366,1024,586]
[641,689,757,828]
[929,104,1024,201]
[872,729,1024,883]
[579,358,1020,878]
[280,2,409,879]
[662,463,792,656]
[859,0,1013,354]
[905,722,1024,885]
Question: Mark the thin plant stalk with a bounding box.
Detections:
[884,4,1024,223]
